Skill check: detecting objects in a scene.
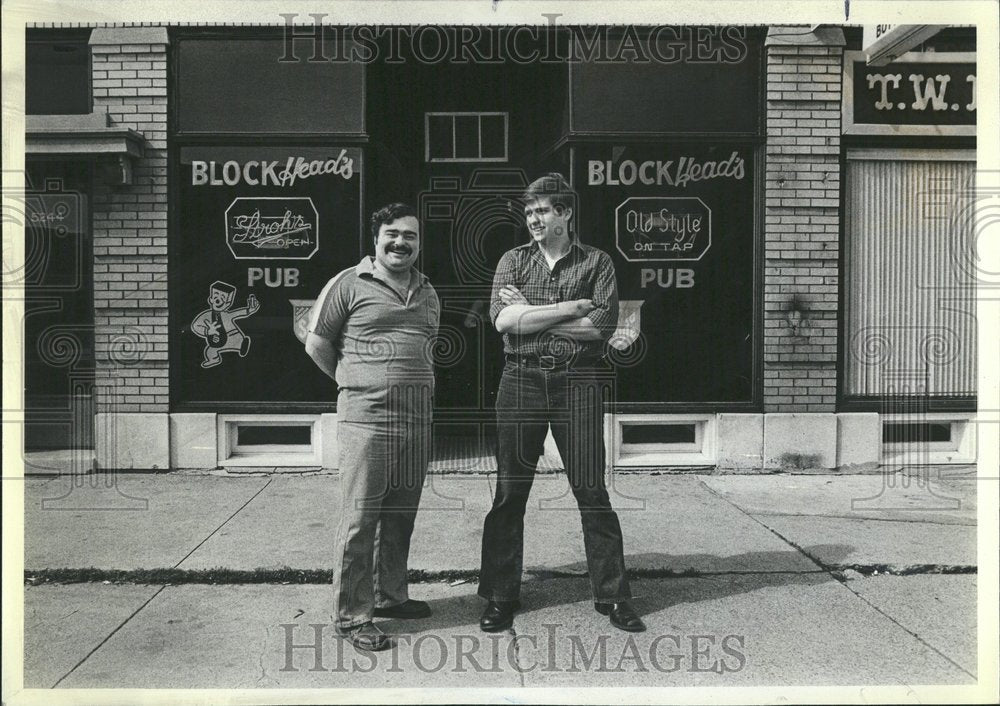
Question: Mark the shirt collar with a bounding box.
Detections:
[527,237,584,264]
[356,256,428,288]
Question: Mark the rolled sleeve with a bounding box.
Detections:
[585,253,619,342]
[489,251,517,327]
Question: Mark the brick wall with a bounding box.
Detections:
[763,34,844,412]
[90,29,169,413]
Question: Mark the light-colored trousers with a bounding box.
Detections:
[332,419,430,629]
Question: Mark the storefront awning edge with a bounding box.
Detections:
[26,112,146,159]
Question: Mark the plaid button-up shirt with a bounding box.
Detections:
[489,239,619,359]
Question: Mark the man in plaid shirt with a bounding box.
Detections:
[477,173,645,634]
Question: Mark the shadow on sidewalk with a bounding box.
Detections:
[386,545,853,634]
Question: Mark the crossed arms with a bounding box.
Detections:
[491,251,619,342]
[493,287,603,340]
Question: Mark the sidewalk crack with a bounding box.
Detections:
[745,512,975,527]
[700,479,977,680]
[699,479,831,572]
[509,624,527,687]
[836,579,977,680]
[256,625,277,687]
[46,479,274,688]
[173,477,273,569]
[51,585,167,688]
[26,564,976,586]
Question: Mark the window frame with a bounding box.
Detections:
[424,111,509,163]
[25,28,93,116]
[837,146,978,412]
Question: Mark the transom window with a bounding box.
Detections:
[425,112,508,162]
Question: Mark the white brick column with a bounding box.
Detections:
[89,26,170,468]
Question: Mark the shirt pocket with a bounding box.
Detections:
[561,274,593,301]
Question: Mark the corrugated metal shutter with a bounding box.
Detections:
[844,150,977,398]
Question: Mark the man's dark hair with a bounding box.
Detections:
[370,202,419,240]
[522,172,577,218]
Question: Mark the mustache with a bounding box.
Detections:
[385,244,412,254]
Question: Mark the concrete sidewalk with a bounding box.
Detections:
[19,466,984,690]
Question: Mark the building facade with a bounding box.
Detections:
[21,23,978,472]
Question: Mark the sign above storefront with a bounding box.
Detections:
[861,25,943,66]
[191,151,354,187]
[588,152,745,188]
[842,51,975,137]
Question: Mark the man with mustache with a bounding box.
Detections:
[478,173,645,633]
[306,203,440,651]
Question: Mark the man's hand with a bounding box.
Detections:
[499,286,529,306]
[547,317,603,341]
[559,299,596,318]
[494,292,596,335]
[305,332,338,381]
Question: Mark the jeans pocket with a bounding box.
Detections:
[496,367,518,411]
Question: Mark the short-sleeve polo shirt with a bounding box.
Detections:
[308,257,440,422]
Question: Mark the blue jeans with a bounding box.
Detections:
[478,361,631,603]
[333,419,430,628]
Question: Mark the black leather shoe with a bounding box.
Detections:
[595,601,646,632]
[479,600,521,632]
[336,621,392,651]
[373,599,432,619]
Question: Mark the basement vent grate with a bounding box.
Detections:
[621,423,697,445]
[236,424,312,447]
[882,422,952,444]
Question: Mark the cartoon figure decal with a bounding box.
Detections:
[191,281,260,368]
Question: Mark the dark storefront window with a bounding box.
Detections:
[26,30,91,115]
[173,146,362,406]
[174,37,364,134]
[172,34,366,408]
[574,141,757,405]
[569,27,760,135]
[567,27,762,408]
